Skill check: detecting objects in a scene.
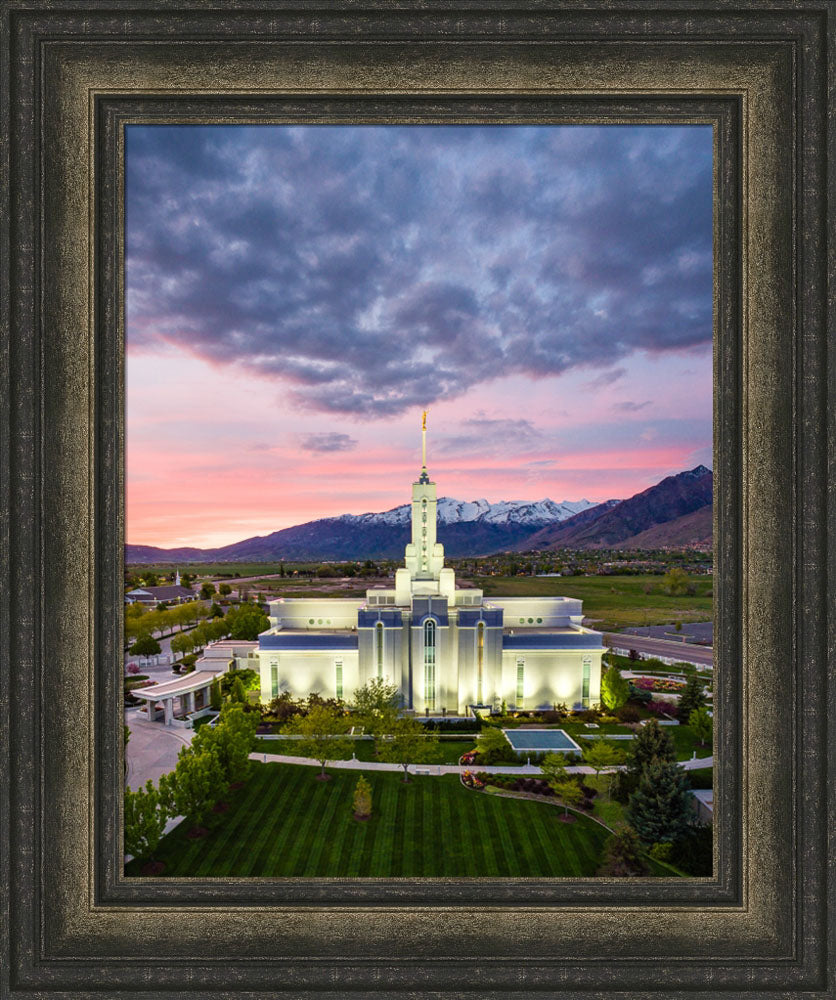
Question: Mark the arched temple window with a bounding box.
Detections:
[423,618,436,711]
[476,621,485,704]
[376,621,384,679]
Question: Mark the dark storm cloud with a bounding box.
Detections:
[127,124,713,417]
[299,432,358,453]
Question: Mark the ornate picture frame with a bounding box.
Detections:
[1,3,832,996]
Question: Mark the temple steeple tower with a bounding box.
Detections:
[402,410,445,582]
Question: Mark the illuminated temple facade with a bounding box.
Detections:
[256,418,603,715]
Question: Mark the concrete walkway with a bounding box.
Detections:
[249,752,714,774]
[125,708,195,790]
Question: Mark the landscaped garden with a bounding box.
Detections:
[125,762,615,878]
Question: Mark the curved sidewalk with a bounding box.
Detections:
[249,752,714,775]
[125,709,195,790]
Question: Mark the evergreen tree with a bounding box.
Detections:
[209,677,222,711]
[626,758,693,844]
[627,718,676,776]
[232,676,247,705]
[597,823,649,876]
[124,780,169,861]
[600,663,630,711]
[678,673,707,720]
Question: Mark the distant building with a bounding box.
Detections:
[256,416,604,714]
[125,584,195,608]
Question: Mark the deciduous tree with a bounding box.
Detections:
[582,740,626,798]
[192,703,258,785]
[129,635,161,657]
[552,779,583,818]
[375,717,441,781]
[124,780,169,862]
[688,705,713,747]
[161,747,225,826]
[283,704,352,779]
[225,603,269,641]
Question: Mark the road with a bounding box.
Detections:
[605,633,713,668]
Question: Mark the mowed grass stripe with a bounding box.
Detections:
[199,769,285,876]
[479,794,518,877]
[157,773,266,876]
[369,774,398,877]
[260,766,319,875]
[279,771,336,876]
[245,765,310,876]
[130,764,661,879]
[301,771,346,876]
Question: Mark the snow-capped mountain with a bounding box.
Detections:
[126,497,599,563]
[338,497,596,529]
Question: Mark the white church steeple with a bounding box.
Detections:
[404,410,445,581]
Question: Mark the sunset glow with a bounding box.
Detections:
[127,125,712,548]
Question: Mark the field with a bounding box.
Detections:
[126,762,617,878]
[474,574,712,631]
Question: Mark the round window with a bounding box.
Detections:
[318,619,323,624]
[528,618,534,624]
[519,618,525,624]
[308,618,314,624]
[537,617,543,623]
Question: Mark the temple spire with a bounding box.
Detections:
[419,410,430,484]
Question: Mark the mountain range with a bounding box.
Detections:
[126,466,712,563]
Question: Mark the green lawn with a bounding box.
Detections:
[126,762,614,878]
[474,574,712,631]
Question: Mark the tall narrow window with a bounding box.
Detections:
[476,621,485,704]
[335,659,343,700]
[423,618,436,711]
[375,622,384,679]
[582,656,591,707]
[516,658,524,708]
[270,661,279,699]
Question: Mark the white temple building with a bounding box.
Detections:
[256,415,603,715]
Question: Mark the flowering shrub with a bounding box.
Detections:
[651,678,685,692]
[647,699,679,718]
[459,751,479,766]
[633,677,656,691]
[127,662,140,675]
[461,770,485,789]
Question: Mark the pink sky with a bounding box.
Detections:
[127,342,711,548]
[126,124,712,549]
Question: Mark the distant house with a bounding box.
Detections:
[125,584,195,608]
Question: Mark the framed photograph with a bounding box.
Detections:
[2,3,832,997]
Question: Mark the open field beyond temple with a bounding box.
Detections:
[475,575,712,632]
[125,762,617,878]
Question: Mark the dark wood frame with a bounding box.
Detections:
[1,3,832,997]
